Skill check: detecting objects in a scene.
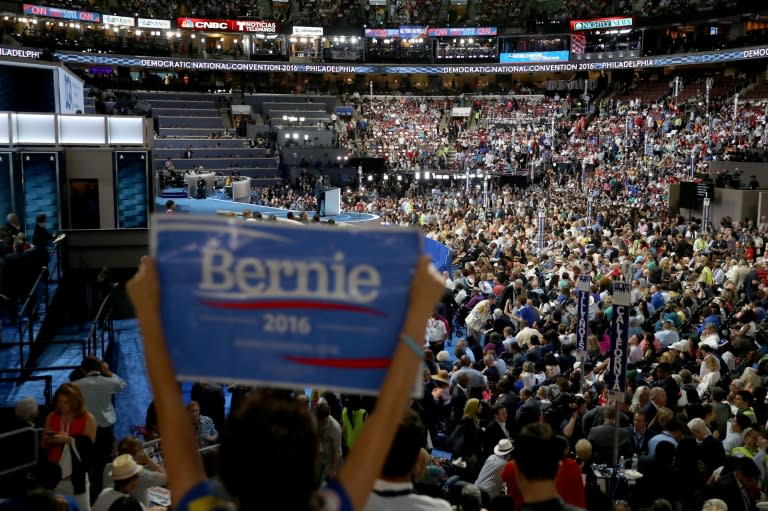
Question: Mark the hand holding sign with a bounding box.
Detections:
[126,218,445,511]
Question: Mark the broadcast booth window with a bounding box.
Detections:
[679,181,714,209]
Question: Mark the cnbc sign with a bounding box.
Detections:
[570,16,634,31]
[176,18,280,33]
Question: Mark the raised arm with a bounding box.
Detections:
[338,255,445,510]
[126,257,206,502]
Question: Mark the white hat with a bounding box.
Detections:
[669,340,689,352]
[494,438,515,456]
[109,454,143,481]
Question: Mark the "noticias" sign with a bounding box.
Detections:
[570,16,634,31]
[176,18,279,33]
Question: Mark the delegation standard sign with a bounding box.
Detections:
[151,215,423,395]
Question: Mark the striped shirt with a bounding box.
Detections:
[74,372,127,427]
[475,454,509,498]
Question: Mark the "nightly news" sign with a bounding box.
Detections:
[570,16,634,31]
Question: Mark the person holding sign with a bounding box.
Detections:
[126,255,445,511]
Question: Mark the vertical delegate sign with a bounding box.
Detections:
[152,215,423,395]
[606,281,631,400]
[536,209,545,255]
[114,151,149,229]
[702,197,710,234]
[575,273,591,352]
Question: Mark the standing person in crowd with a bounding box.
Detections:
[42,382,97,511]
[125,255,445,511]
[4,212,21,238]
[316,397,343,486]
[361,410,451,511]
[503,423,587,511]
[74,355,128,504]
[315,174,325,216]
[186,401,218,448]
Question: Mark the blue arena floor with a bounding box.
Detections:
[156,195,378,224]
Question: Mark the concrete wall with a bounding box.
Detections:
[62,229,149,270]
[64,148,115,229]
[670,184,761,225]
[707,161,768,187]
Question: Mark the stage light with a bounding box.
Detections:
[367,175,373,182]
[415,172,421,180]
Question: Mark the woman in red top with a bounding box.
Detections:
[42,382,97,511]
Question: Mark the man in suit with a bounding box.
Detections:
[642,386,667,427]
[586,406,632,465]
[451,372,470,429]
[687,417,725,480]
[709,457,761,511]
[483,403,510,460]
[649,362,680,410]
[626,410,650,456]
[314,175,325,216]
[4,212,21,238]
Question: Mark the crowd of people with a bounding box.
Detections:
[3,68,768,511]
[337,78,766,185]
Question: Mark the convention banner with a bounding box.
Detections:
[606,281,631,400]
[575,274,591,352]
[151,215,423,395]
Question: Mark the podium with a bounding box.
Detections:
[325,187,341,216]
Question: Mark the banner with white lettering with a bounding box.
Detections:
[151,215,423,395]
[575,274,591,352]
[606,281,630,400]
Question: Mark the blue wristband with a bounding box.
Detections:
[401,334,424,358]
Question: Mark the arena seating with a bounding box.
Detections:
[132,91,281,184]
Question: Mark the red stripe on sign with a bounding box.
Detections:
[282,354,391,369]
[202,300,387,317]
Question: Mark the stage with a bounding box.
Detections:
[155,192,379,224]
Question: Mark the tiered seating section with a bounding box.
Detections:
[136,92,227,139]
[136,92,281,186]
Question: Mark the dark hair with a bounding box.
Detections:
[736,390,754,405]
[219,391,317,511]
[81,355,103,373]
[108,495,144,511]
[381,410,425,478]
[35,213,47,224]
[21,489,60,511]
[515,423,562,480]
[709,387,726,401]
[492,403,506,417]
[165,200,175,210]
